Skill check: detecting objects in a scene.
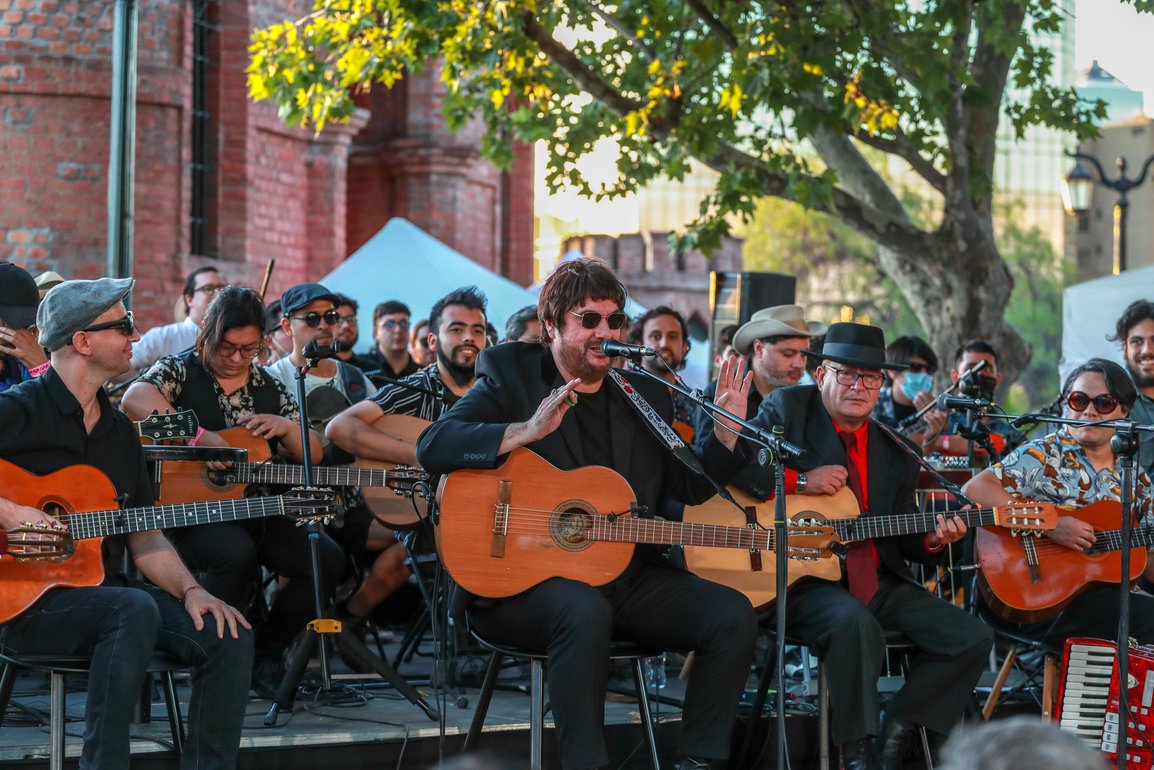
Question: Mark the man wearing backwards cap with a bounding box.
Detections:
[0,278,252,770]
[695,305,847,499]
[0,263,49,392]
[751,322,993,770]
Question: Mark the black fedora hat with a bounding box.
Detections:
[803,322,908,371]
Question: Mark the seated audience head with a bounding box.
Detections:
[427,286,488,386]
[714,323,739,367]
[631,306,690,375]
[504,304,541,343]
[538,257,627,381]
[372,299,411,357]
[409,317,434,365]
[196,286,266,379]
[1111,298,1154,390]
[937,716,1107,770]
[0,263,40,338]
[809,322,905,429]
[34,270,65,300]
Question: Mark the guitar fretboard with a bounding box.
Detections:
[587,516,774,550]
[833,506,1031,541]
[222,462,392,488]
[64,496,288,540]
[1091,526,1154,554]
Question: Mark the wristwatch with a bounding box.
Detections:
[795,472,808,494]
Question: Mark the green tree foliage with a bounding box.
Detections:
[248,0,1112,384]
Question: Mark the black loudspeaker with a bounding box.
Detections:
[708,271,797,359]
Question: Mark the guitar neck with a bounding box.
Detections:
[1093,526,1154,554]
[589,516,773,551]
[834,507,1007,542]
[65,496,288,541]
[229,462,389,488]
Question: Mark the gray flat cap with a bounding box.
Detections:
[38,277,134,352]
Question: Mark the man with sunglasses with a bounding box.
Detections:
[752,322,993,770]
[417,258,757,770]
[0,277,252,769]
[0,263,49,393]
[123,265,227,379]
[962,358,1154,645]
[354,300,420,378]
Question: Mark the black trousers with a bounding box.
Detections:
[786,574,993,746]
[169,517,345,657]
[469,564,758,770]
[989,585,1154,648]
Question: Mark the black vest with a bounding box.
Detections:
[172,350,283,431]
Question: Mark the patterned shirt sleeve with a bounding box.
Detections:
[988,437,1052,499]
[136,354,188,406]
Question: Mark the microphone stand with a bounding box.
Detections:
[622,356,805,770]
[987,411,1153,770]
[265,347,439,726]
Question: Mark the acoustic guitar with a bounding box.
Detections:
[353,413,433,527]
[683,487,1056,610]
[975,500,1149,623]
[0,459,335,623]
[434,447,835,598]
[134,409,200,443]
[149,426,427,519]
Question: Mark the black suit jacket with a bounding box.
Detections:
[754,384,940,582]
[417,342,745,518]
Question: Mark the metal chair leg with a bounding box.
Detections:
[529,659,544,770]
[464,651,503,752]
[49,671,64,770]
[631,657,661,769]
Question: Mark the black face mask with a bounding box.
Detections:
[959,373,997,401]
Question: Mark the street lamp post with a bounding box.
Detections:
[1061,150,1154,275]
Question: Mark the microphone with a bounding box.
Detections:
[600,340,656,360]
[936,394,994,411]
[303,339,350,360]
[962,359,990,379]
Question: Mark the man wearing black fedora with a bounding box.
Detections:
[752,322,993,770]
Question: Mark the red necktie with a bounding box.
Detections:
[840,431,878,605]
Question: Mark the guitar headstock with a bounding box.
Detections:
[6,523,71,562]
[387,466,430,494]
[137,409,200,442]
[996,501,1058,533]
[282,487,341,524]
[784,525,839,561]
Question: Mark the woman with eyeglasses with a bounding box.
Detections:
[962,357,1154,645]
[122,286,342,699]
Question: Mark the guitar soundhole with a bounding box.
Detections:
[550,501,595,552]
[202,467,239,493]
[39,501,77,559]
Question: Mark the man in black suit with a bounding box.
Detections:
[416,258,758,770]
[753,323,993,770]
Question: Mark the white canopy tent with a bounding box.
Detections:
[1061,264,1154,382]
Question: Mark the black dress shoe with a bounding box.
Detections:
[672,757,714,770]
[841,737,881,770]
[877,713,916,770]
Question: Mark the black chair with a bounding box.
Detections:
[0,653,186,770]
[463,628,662,770]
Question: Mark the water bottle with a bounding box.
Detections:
[645,652,667,690]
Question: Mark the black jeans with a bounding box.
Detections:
[0,584,253,770]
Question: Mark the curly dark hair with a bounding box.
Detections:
[537,257,626,340]
[1111,299,1154,345]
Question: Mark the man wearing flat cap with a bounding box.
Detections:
[695,305,846,499]
[0,263,49,392]
[751,322,993,770]
[0,278,252,769]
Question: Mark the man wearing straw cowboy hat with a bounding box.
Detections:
[752,322,993,770]
[696,304,845,499]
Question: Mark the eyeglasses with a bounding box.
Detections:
[217,341,263,360]
[337,314,358,326]
[287,310,339,328]
[192,284,227,295]
[1066,390,1120,414]
[823,364,886,390]
[78,312,137,338]
[906,363,935,374]
[381,319,410,330]
[569,310,628,330]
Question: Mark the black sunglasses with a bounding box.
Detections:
[77,312,137,338]
[906,363,935,374]
[1067,390,1120,414]
[286,310,339,328]
[569,310,628,330]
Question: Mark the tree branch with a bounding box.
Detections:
[855,132,947,195]
[683,0,739,50]
[577,0,657,62]
[966,1,1025,182]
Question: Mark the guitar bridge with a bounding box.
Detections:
[491,480,511,558]
[744,505,762,572]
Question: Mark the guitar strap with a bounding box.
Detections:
[607,369,743,512]
[871,418,976,506]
